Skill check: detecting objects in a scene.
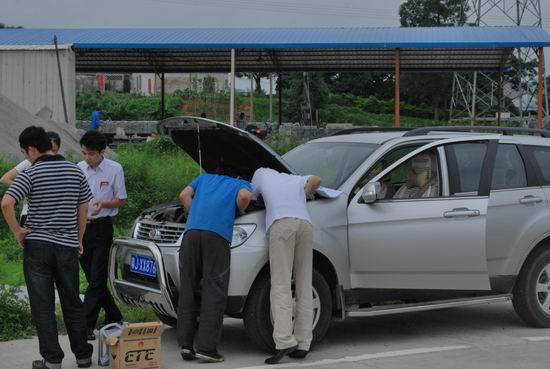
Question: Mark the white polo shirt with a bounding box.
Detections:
[77,158,127,219]
[251,167,311,231]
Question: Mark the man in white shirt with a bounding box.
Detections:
[78,131,127,340]
[1,132,61,225]
[251,167,321,365]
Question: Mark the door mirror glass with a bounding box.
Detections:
[361,182,380,204]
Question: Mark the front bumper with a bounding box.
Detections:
[109,237,177,317]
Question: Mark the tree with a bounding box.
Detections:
[237,72,270,94]
[280,72,330,123]
[399,0,469,120]
[399,0,469,27]
[0,23,23,29]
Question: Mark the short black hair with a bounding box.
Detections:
[19,126,52,154]
[46,131,61,148]
[216,165,240,178]
[80,130,107,151]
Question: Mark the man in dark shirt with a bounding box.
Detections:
[1,126,93,369]
[177,170,252,363]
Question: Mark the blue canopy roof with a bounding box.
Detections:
[1,26,548,72]
[1,26,549,49]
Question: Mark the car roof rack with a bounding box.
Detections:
[402,126,550,138]
[329,127,412,136]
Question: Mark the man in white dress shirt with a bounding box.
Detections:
[78,130,127,340]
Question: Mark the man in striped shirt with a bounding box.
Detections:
[1,126,94,369]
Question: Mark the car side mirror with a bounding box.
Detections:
[361,182,380,204]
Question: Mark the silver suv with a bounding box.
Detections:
[109,117,550,351]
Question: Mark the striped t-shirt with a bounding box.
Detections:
[5,155,93,247]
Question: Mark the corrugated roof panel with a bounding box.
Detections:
[0,26,549,49]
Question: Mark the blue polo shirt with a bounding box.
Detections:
[185,174,252,242]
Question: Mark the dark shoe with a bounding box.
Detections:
[288,349,308,359]
[76,357,92,368]
[264,345,298,365]
[196,351,224,363]
[31,360,59,369]
[180,347,196,361]
[86,330,95,341]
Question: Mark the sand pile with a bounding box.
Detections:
[0,93,84,161]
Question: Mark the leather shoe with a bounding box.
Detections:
[288,349,308,359]
[264,345,297,365]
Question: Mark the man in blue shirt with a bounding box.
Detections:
[177,170,252,363]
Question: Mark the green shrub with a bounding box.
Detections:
[0,285,35,341]
[113,136,199,228]
[0,234,22,261]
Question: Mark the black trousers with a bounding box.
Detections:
[80,218,122,331]
[23,240,93,364]
[177,230,230,354]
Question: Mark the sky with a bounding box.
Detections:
[1,0,549,70]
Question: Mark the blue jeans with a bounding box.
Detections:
[23,240,93,364]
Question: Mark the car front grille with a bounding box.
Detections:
[135,220,184,244]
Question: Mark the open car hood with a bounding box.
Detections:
[158,116,293,181]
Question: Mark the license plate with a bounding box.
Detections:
[130,254,157,278]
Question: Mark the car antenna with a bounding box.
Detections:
[196,120,203,174]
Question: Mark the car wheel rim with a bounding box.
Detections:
[536,263,550,315]
[270,285,321,330]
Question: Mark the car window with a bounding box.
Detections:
[491,144,527,190]
[530,146,550,185]
[283,142,379,189]
[377,148,441,200]
[445,142,488,195]
[353,145,422,196]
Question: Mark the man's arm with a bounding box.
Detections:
[77,202,89,256]
[236,189,252,214]
[1,194,30,247]
[0,168,19,187]
[179,186,195,212]
[304,175,322,196]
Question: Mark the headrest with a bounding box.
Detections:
[408,154,434,187]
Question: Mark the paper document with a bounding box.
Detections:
[316,186,343,199]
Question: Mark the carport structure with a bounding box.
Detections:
[1,26,550,127]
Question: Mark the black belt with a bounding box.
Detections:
[87,216,111,225]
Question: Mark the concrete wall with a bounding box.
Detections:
[0,46,76,125]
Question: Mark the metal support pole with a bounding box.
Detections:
[471,72,478,126]
[53,35,69,124]
[497,67,503,126]
[230,49,236,126]
[160,72,165,120]
[537,48,544,129]
[278,72,282,128]
[269,74,273,123]
[250,76,254,123]
[394,49,400,128]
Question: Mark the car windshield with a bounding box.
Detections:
[282,142,380,189]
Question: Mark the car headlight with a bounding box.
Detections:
[231,224,257,248]
[130,218,140,238]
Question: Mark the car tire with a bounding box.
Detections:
[243,268,333,352]
[154,313,177,328]
[513,246,550,327]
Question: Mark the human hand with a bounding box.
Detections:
[78,242,84,257]
[92,201,103,216]
[15,227,31,247]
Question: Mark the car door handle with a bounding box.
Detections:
[519,196,544,205]
[443,208,480,218]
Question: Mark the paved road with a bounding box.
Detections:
[2,301,550,369]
